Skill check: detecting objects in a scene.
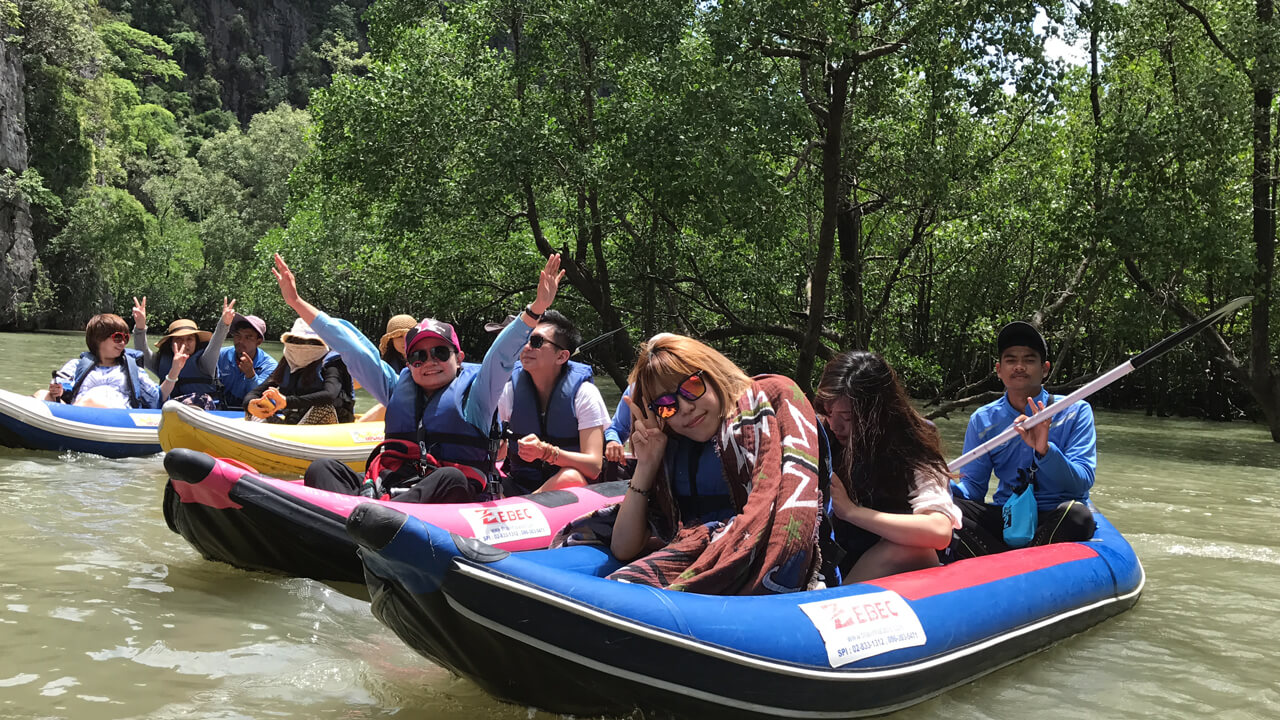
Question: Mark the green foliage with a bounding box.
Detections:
[1,168,63,216]
[13,0,1279,426]
[98,21,183,82]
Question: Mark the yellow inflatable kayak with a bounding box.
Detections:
[158,401,383,476]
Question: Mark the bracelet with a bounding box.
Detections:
[165,375,179,383]
[523,304,543,322]
[626,480,652,499]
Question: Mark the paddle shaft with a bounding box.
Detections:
[947,295,1252,473]
[948,362,1133,471]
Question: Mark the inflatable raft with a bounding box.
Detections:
[0,388,240,458]
[158,400,382,476]
[348,504,1144,719]
[162,448,627,584]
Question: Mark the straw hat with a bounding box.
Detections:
[280,318,326,346]
[156,319,213,349]
[379,314,417,355]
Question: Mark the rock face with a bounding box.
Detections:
[0,30,37,330]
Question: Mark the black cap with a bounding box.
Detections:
[997,321,1048,361]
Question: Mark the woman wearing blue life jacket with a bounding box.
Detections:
[130,296,226,409]
[242,318,356,425]
[813,350,961,584]
[39,313,162,409]
[600,334,824,595]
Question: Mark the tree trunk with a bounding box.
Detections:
[1250,0,1280,439]
[795,65,851,391]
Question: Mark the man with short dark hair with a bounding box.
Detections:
[497,309,609,494]
[951,321,1097,557]
[215,313,277,409]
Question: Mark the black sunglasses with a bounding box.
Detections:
[408,346,455,367]
[527,334,564,351]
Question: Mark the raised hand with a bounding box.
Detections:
[131,296,147,329]
[220,297,237,326]
[272,254,300,308]
[172,347,190,373]
[529,253,566,316]
[622,394,666,467]
[1015,397,1050,456]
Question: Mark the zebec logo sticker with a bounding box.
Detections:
[799,590,927,667]
[459,503,551,546]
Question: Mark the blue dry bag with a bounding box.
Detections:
[1001,466,1037,548]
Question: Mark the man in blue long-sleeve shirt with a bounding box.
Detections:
[951,321,1097,557]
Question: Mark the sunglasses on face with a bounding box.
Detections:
[648,370,707,420]
[107,332,129,344]
[527,334,563,351]
[408,346,455,367]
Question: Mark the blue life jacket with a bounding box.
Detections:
[384,363,495,482]
[277,351,355,421]
[63,349,159,409]
[157,344,217,397]
[664,434,733,524]
[503,361,594,494]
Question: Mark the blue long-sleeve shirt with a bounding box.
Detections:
[955,388,1097,511]
[309,312,532,431]
[604,385,634,446]
[216,345,277,408]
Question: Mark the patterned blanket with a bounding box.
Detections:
[555,375,825,595]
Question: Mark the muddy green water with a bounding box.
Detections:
[1,331,1278,719]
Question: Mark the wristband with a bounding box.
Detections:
[523,305,543,322]
[626,480,652,499]
[166,374,179,383]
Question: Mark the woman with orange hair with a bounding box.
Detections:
[607,334,825,595]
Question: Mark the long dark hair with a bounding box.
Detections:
[813,350,951,507]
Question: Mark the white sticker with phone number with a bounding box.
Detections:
[799,590,926,667]
[458,503,551,546]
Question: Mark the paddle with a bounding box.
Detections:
[948,295,1253,472]
[572,326,625,357]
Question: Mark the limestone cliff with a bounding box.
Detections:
[0,29,36,329]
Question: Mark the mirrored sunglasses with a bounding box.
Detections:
[648,370,707,420]
[408,346,455,367]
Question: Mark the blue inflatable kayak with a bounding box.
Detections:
[347,503,1144,718]
[0,388,241,458]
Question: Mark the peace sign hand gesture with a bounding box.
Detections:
[220,297,237,326]
[131,296,147,329]
[623,394,667,468]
